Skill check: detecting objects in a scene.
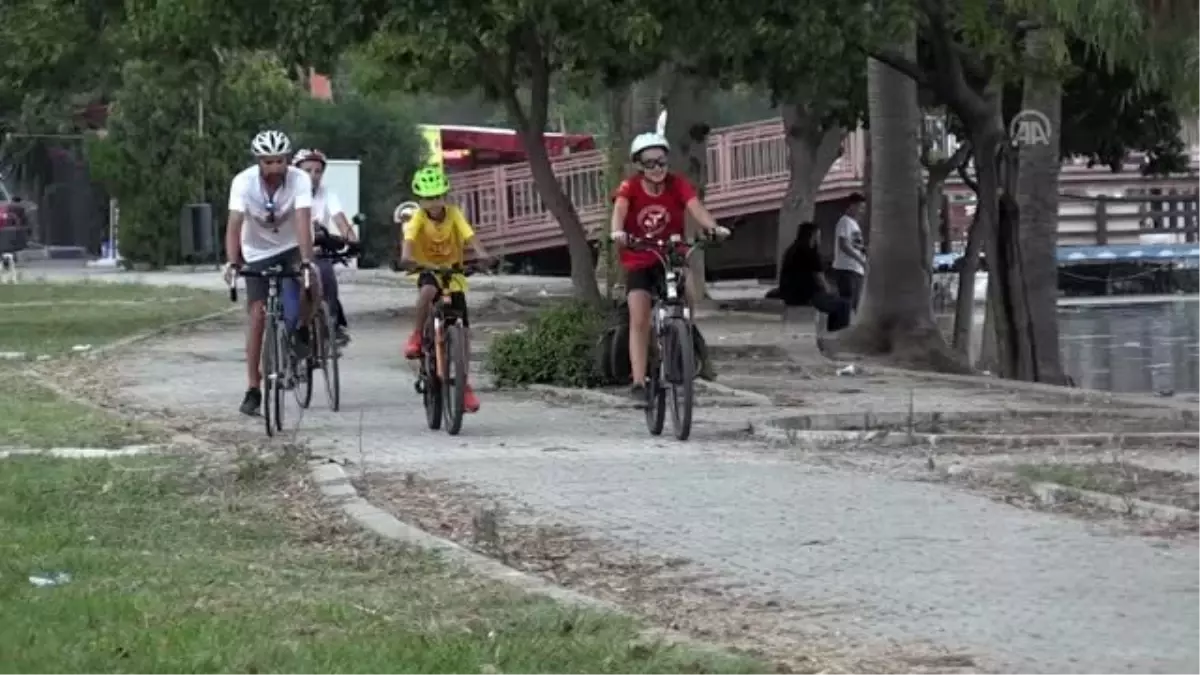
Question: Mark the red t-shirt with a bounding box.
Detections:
[615,174,697,270]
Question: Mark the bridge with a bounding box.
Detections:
[448,118,1199,273]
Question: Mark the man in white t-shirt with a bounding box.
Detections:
[222,129,316,416]
[293,148,359,346]
[830,192,868,317]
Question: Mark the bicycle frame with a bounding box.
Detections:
[628,234,710,318]
[412,265,472,379]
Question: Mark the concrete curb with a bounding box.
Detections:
[309,461,627,614]
[750,423,1200,450]
[0,445,158,459]
[693,379,774,406]
[527,384,641,409]
[855,362,1199,412]
[86,306,239,359]
[1030,481,1199,525]
[757,406,1197,431]
[308,460,748,663]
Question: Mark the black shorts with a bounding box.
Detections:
[244,247,301,305]
[625,265,666,296]
[417,272,469,327]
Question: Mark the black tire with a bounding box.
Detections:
[644,339,666,436]
[297,327,314,410]
[667,319,695,441]
[443,322,467,436]
[273,321,287,433]
[261,319,277,437]
[422,323,442,431]
[319,302,341,412]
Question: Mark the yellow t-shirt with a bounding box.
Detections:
[402,205,475,292]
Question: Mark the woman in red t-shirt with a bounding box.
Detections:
[610,132,730,401]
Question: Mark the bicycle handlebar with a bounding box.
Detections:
[625,233,721,266]
[228,264,311,303]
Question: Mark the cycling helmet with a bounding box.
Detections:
[630,132,669,161]
[251,130,291,157]
[411,166,450,198]
[292,148,327,166]
[394,201,419,223]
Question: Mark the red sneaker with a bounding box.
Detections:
[463,384,480,413]
[403,331,422,359]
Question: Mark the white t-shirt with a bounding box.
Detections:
[311,184,345,233]
[831,215,866,275]
[228,165,313,263]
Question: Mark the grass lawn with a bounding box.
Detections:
[0,281,760,673]
[0,376,154,449]
[0,282,229,357]
[0,454,760,673]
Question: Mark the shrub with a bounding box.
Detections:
[487,300,616,388]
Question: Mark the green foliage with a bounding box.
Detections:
[487,301,612,388]
[86,54,302,267]
[290,95,424,267]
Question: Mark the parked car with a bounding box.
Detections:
[0,180,31,254]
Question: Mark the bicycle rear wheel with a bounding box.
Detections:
[666,319,695,441]
[318,301,340,412]
[442,322,467,436]
[296,327,314,409]
[261,319,278,437]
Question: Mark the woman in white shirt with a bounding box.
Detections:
[293,149,359,345]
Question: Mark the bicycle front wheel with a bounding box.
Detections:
[273,319,288,433]
[645,337,666,436]
[666,319,695,441]
[442,322,468,436]
[261,318,278,437]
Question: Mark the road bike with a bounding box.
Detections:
[294,231,359,412]
[627,234,719,441]
[230,264,313,437]
[409,264,480,436]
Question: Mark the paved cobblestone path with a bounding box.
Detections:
[105,305,1198,674]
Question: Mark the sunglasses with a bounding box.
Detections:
[639,158,667,170]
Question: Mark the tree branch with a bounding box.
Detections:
[957,151,979,193]
[866,48,930,89]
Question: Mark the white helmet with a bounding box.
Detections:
[292,148,327,166]
[394,201,419,223]
[251,130,291,157]
[630,132,669,160]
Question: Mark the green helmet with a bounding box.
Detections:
[412,166,450,198]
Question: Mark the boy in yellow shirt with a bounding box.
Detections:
[399,166,494,413]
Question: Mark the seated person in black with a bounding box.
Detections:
[776,222,852,332]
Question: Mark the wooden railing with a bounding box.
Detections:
[1059,192,1199,246]
[446,119,1200,257]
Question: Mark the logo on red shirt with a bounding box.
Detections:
[635,204,670,238]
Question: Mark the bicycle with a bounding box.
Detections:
[294,231,359,412]
[627,233,720,441]
[229,263,313,437]
[407,264,480,436]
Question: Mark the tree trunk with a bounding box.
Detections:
[777,102,844,278]
[500,49,601,304]
[828,34,966,372]
[662,66,715,305]
[602,84,634,298]
[952,209,983,352]
[1013,27,1069,384]
[632,70,664,134]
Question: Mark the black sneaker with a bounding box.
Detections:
[334,326,350,347]
[239,388,262,416]
[629,382,648,407]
